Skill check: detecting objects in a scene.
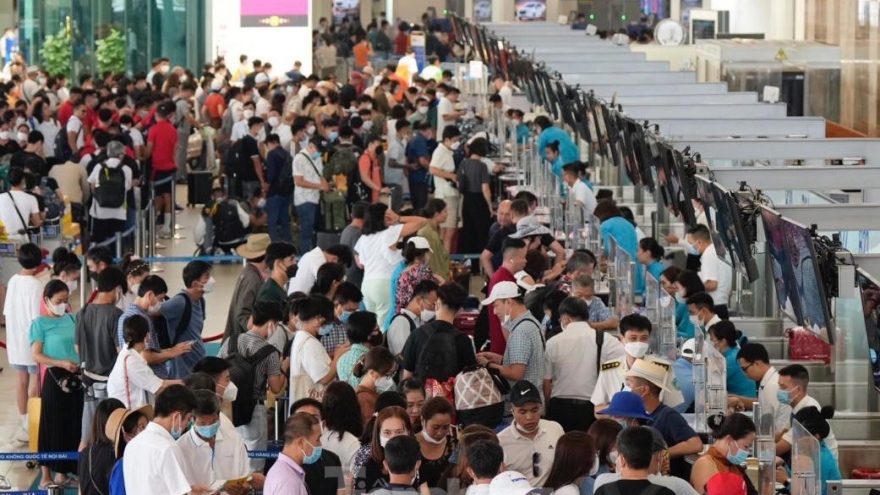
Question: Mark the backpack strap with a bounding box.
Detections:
[393,312,416,333]
[170,293,194,346]
[595,327,605,377]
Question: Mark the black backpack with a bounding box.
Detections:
[346,160,370,205]
[153,293,206,349]
[211,200,247,244]
[224,139,247,176]
[278,152,294,196]
[54,126,80,162]
[94,163,127,208]
[415,322,461,383]
[226,331,278,427]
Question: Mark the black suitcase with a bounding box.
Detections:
[187,170,213,206]
[263,396,290,474]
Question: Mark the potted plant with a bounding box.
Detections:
[96,28,126,75]
[39,28,72,78]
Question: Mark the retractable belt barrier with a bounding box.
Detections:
[0,450,279,462]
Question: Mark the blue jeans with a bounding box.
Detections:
[295,202,319,253]
[266,195,292,242]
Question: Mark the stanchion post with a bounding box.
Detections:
[135,202,144,258]
[171,178,185,240]
[115,231,122,259]
[79,257,87,309]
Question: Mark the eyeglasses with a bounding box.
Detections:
[740,362,755,373]
[532,452,541,478]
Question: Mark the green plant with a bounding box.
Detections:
[96,29,126,75]
[39,28,71,78]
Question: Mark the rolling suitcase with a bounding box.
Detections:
[263,396,290,474]
[187,170,213,206]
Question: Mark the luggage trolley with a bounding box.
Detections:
[40,217,63,254]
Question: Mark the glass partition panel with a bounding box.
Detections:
[790,419,821,495]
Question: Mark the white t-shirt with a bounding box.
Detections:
[88,158,133,220]
[289,331,331,386]
[123,422,192,495]
[230,120,250,142]
[293,151,323,206]
[354,223,404,281]
[699,243,733,307]
[465,484,491,495]
[0,190,40,241]
[437,97,457,139]
[570,180,598,216]
[288,247,326,295]
[273,125,293,152]
[430,144,458,199]
[125,127,145,148]
[37,120,61,158]
[3,274,42,366]
[108,347,164,408]
[255,97,271,118]
[66,115,85,149]
[321,429,360,476]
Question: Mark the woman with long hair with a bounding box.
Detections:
[587,418,623,476]
[355,202,426,326]
[40,247,82,316]
[437,425,498,495]
[352,406,414,494]
[309,261,346,299]
[400,378,427,432]
[671,269,705,340]
[708,321,756,399]
[691,413,758,495]
[321,381,364,477]
[352,346,398,424]
[545,431,597,495]
[636,237,665,298]
[78,398,125,495]
[417,198,451,280]
[119,254,150,309]
[31,279,81,487]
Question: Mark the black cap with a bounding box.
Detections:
[509,380,542,407]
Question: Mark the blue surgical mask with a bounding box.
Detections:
[687,243,699,256]
[328,131,339,141]
[726,443,749,466]
[194,421,220,439]
[319,323,334,336]
[170,413,184,440]
[302,440,323,465]
[541,314,550,328]
[311,151,322,161]
[340,311,353,323]
[618,420,628,430]
[777,389,792,405]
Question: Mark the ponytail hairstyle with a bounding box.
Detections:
[352,346,397,379]
[709,321,743,349]
[639,237,665,261]
[402,240,430,264]
[52,247,82,278]
[708,412,755,441]
[422,198,447,220]
[794,406,835,440]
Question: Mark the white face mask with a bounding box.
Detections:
[421,429,446,445]
[376,375,396,392]
[268,116,280,128]
[243,109,255,119]
[307,125,316,135]
[48,301,67,316]
[0,131,9,140]
[16,132,27,143]
[450,141,461,151]
[624,341,650,359]
[675,291,686,304]
[202,276,216,294]
[362,120,374,131]
[66,279,78,293]
[221,381,239,402]
[511,120,521,126]
[379,435,392,448]
[417,106,429,115]
[420,309,436,321]
[689,315,702,328]
[130,283,140,297]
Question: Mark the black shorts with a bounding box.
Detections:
[152,170,175,195]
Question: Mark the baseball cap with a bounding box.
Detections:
[626,359,672,393]
[598,391,651,420]
[489,471,541,495]
[705,472,748,495]
[407,236,433,252]
[481,281,522,306]
[509,380,542,407]
[681,339,696,358]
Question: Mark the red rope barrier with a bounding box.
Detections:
[203,334,224,343]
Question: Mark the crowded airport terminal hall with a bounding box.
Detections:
[0,0,878,493]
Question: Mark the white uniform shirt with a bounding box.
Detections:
[107,347,164,408]
[293,151,323,206]
[699,243,733,308]
[320,429,360,476]
[590,355,685,408]
[288,247,326,295]
[437,97,457,139]
[782,395,838,458]
[758,367,791,433]
[3,274,42,366]
[88,158,133,220]
[544,322,626,400]
[570,180,598,216]
[497,419,564,487]
[66,115,85,149]
[123,422,192,495]
[430,144,458,199]
[174,422,251,488]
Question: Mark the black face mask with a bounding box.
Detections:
[285,263,299,279]
[368,332,384,347]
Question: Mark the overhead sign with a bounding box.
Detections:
[240,0,309,27]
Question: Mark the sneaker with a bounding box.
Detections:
[158,227,173,239]
[15,426,28,444]
[175,203,184,211]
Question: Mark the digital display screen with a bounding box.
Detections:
[692,19,716,40]
[782,220,832,334]
[240,0,309,27]
[760,207,802,324]
[857,268,880,391]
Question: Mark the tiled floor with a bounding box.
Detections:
[0,185,237,490]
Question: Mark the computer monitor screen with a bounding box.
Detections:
[692,19,716,40]
[781,219,832,336]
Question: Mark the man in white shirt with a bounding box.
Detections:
[175,391,252,493]
[561,162,597,218]
[67,100,87,155]
[287,245,353,295]
[731,343,791,432]
[436,87,465,139]
[497,381,564,486]
[464,440,504,495]
[493,76,514,108]
[775,364,838,458]
[396,47,420,84]
[267,109,292,151]
[686,292,723,331]
[429,126,462,253]
[544,297,625,432]
[387,280,439,356]
[22,66,41,103]
[293,138,330,254]
[686,224,732,319]
[231,101,258,142]
[123,384,207,495]
[88,141,133,244]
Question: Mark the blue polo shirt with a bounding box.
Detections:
[672,357,695,414]
[537,126,579,164]
[724,346,757,398]
[601,216,638,259]
[675,302,695,340]
[406,133,434,184]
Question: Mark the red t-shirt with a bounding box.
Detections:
[205,93,225,119]
[487,266,516,355]
[57,101,73,127]
[358,152,382,203]
[148,120,179,173]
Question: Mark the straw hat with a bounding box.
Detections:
[236,233,270,260]
[105,404,154,457]
[626,359,673,393]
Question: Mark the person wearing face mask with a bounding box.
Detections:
[264,411,324,495]
[622,360,702,479]
[543,431,599,495]
[122,384,207,495]
[429,125,463,253]
[288,295,350,401]
[160,261,212,379]
[358,135,390,204]
[116,275,194,379]
[338,311,387,387]
[218,301,286,472]
[174,391,253,495]
[293,136,330,253]
[591,314,685,413]
[29,280,83,488]
[256,241,299,307]
[120,255,151,309]
[707,321,755,400]
[76,267,127,450]
[352,347,399,424]
[775,364,838,459]
[687,291,722,333]
[387,280,440,358]
[319,282,365,355]
[544,297,626,433]
[690,413,758,495]
[670,269,704,339]
[406,121,435,211]
[594,427,679,495]
[686,224,733,320]
[230,100,258,141]
[415,397,457,488]
[385,119,411,211]
[352,405,414,494]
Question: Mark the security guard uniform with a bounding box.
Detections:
[590,355,684,409]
